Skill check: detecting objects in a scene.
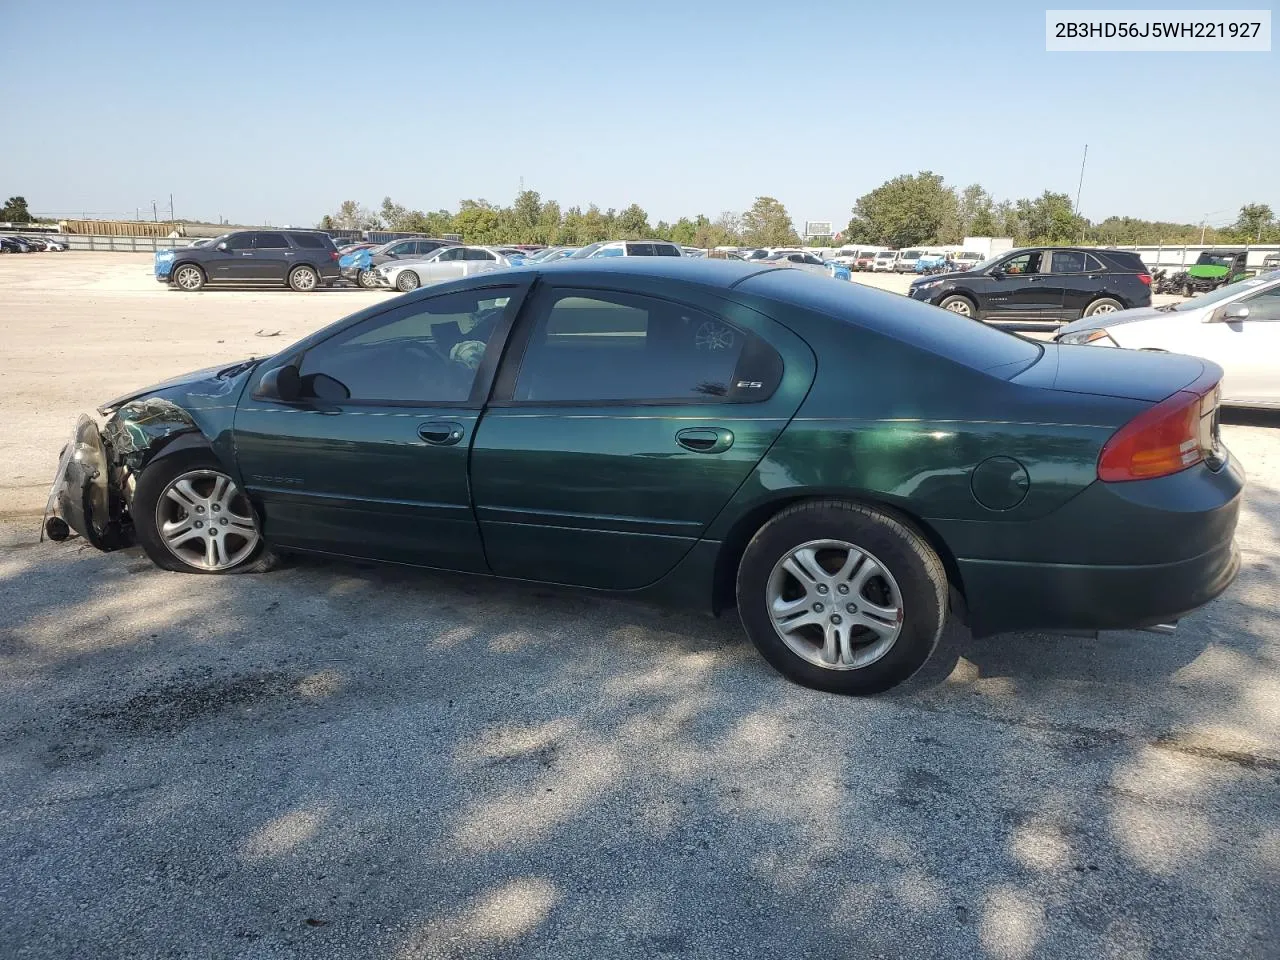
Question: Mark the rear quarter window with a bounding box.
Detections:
[739,270,1041,376]
[1097,251,1147,272]
[290,233,329,250]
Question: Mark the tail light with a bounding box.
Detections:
[1098,370,1221,482]
[1138,273,1152,285]
[331,251,339,260]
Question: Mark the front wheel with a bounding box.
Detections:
[133,452,275,574]
[396,270,421,292]
[357,269,380,289]
[736,500,947,695]
[937,294,975,318]
[288,264,319,292]
[172,263,205,291]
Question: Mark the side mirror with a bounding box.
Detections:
[1217,304,1250,322]
[256,364,301,402]
[989,267,1005,278]
[215,241,228,251]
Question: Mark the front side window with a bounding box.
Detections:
[226,233,254,251]
[387,242,416,257]
[512,290,782,404]
[1000,252,1041,275]
[255,232,289,249]
[1240,286,1280,321]
[297,290,515,404]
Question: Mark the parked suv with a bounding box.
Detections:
[908,247,1152,324]
[157,231,341,292]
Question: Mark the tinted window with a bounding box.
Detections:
[1098,250,1148,272]
[1241,286,1280,321]
[653,244,682,257]
[387,242,416,256]
[626,243,655,256]
[438,247,467,261]
[297,290,515,404]
[291,233,328,249]
[1049,251,1087,273]
[1085,254,1107,272]
[226,233,254,251]
[513,290,781,404]
[738,270,1041,376]
[464,248,496,261]
[255,232,289,249]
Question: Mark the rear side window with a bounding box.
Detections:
[1097,250,1147,273]
[512,289,782,404]
[464,248,496,261]
[1049,251,1087,273]
[255,232,289,249]
[625,243,655,256]
[291,233,328,250]
[739,270,1041,376]
[653,244,682,257]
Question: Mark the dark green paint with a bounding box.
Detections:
[86,259,1242,636]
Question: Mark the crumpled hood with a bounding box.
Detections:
[1056,305,1168,338]
[98,358,262,414]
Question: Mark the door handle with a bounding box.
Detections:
[676,427,734,454]
[1028,276,1045,282]
[418,420,465,446]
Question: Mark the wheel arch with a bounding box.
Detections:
[710,492,965,617]
[169,259,206,282]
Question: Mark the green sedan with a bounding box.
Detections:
[45,259,1243,694]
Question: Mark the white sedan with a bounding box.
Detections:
[1055,270,1280,408]
[377,246,511,293]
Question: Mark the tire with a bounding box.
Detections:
[357,269,380,289]
[937,294,976,318]
[736,499,947,695]
[1083,297,1122,318]
[132,450,276,575]
[396,270,421,292]
[1182,283,1192,298]
[172,263,205,292]
[288,264,319,292]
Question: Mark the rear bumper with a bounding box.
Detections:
[957,538,1239,635]
[940,454,1245,636]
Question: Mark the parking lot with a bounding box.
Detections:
[2,253,1278,959]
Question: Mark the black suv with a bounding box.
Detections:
[908,247,1152,324]
[162,231,341,292]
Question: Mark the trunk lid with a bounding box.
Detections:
[1011,342,1207,402]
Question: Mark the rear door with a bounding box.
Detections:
[1043,249,1089,320]
[233,280,532,568]
[251,232,292,281]
[470,280,815,589]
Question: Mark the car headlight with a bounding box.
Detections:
[1058,328,1113,346]
[915,280,942,292]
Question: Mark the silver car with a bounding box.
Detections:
[377,246,511,293]
[1056,269,1280,408]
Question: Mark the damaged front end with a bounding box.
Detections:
[43,397,205,551]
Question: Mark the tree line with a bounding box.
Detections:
[319,195,802,248]
[843,172,1278,248]
[322,179,1277,250]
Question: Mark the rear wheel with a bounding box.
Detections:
[288,264,319,292]
[172,263,205,291]
[938,294,975,318]
[736,500,947,695]
[1083,297,1122,318]
[133,452,275,574]
[396,270,421,292]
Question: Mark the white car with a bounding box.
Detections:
[894,248,925,273]
[1055,270,1280,408]
[566,240,684,259]
[378,245,511,292]
[871,252,897,272]
[951,250,984,271]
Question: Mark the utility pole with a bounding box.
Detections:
[169,193,174,224]
[152,200,158,222]
[1200,221,1208,245]
[1072,144,1088,244]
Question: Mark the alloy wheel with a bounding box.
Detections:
[175,265,203,290]
[1090,302,1118,316]
[943,299,971,317]
[155,469,260,571]
[397,271,420,292]
[291,267,317,291]
[766,539,904,670]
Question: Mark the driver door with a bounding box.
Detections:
[232,279,532,569]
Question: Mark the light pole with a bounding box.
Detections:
[152,200,158,223]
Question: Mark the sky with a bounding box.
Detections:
[4,0,1276,231]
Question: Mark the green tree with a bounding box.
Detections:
[1014,191,1084,244]
[537,199,563,244]
[317,214,335,230]
[1,196,32,222]
[845,172,957,247]
[669,217,696,245]
[653,220,672,241]
[511,189,543,240]
[559,206,585,245]
[1235,203,1275,242]
[454,199,502,243]
[955,184,995,239]
[740,196,799,247]
[329,200,380,231]
[616,203,651,239]
[580,204,610,243]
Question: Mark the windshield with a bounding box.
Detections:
[901,250,922,258]
[1195,254,1238,267]
[1171,271,1280,311]
[876,253,894,259]
[968,252,1010,272]
[958,252,981,259]
[567,242,606,259]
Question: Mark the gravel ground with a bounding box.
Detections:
[1,254,1277,959]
